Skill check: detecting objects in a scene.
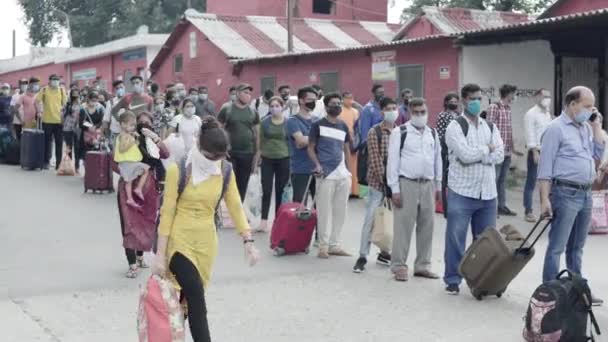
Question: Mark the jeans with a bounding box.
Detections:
[229,152,254,202]
[495,155,511,208]
[358,187,385,257]
[43,123,63,169]
[443,188,497,286]
[524,150,538,214]
[542,185,592,283]
[315,176,351,249]
[261,157,290,220]
[291,173,315,203]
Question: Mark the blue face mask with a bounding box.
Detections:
[466,100,481,116]
[575,109,592,123]
[116,88,125,98]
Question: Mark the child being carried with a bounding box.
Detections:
[114,111,150,209]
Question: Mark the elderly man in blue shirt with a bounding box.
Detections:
[538,86,605,305]
[359,84,385,148]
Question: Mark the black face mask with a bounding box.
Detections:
[403,99,410,106]
[137,123,151,134]
[447,103,458,111]
[281,94,289,101]
[375,95,384,103]
[327,105,342,117]
[304,101,316,111]
[171,99,181,108]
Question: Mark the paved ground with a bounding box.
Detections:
[2,164,608,342]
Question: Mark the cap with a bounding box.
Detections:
[49,74,60,81]
[236,83,253,92]
[29,77,40,84]
[19,78,29,85]
[130,75,143,82]
[1,83,10,89]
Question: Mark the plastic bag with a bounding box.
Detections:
[137,275,185,342]
[56,146,76,176]
[244,172,262,227]
[281,182,293,204]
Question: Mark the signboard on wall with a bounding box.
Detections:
[439,66,450,80]
[72,68,97,81]
[372,51,396,81]
[122,48,146,61]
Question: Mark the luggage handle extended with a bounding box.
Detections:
[515,215,552,254]
[298,175,316,212]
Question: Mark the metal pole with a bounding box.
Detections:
[287,0,294,52]
[12,30,16,58]
[187,0,192,8]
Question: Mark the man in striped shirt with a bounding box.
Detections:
[443,83,504,295]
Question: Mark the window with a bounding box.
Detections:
[174,54,183,73]
[189,31,197,58]
[260,76,276,95]
[320,72,339,94]
[397,65,424,98]
[313,0,335,14]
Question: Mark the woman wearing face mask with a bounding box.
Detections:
[435,92,460,218]
[112,111,169,278]
[153,95,172,139]
[78,92,105,172]
[62,89,81,169]
[168,99,202,153]
[153,117,259,342]
[257,96,290,233]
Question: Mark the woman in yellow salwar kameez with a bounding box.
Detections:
[153,117,259,342]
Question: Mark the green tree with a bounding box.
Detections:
[404,0,552,16]
[18,0,207,47]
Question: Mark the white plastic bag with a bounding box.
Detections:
[244,172,262,227]
[162,133,186,169]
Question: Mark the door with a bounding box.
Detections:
[397,65,424,98]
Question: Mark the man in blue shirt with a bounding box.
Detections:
[359,84,385,148]
[395,88,413,126]
[538,86,605,305]
[286,86,318,202]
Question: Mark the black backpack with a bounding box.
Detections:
[523,270,600,342]
[357,125,383,186]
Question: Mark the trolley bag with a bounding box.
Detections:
[270,175,316,256]
[459,217,552,300]
[137,275,185,342]
[20,119,45,170]
[84,144,114,193]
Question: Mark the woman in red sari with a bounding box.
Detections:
[113,111,169,278]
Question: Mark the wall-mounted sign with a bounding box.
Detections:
[372,51,396,81]
[439,66,450,80]
[122,48,146,61]
[309,73,317,82]
[72,68,97,81]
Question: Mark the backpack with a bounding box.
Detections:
[398,125,436,151]
[357,125,383,186]
[176,157,232,229]
[454,115,494,137]
[523,270,601,342]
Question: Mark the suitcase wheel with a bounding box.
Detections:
[273,248,286,257]
[496,289,506,298]
[472,289,487,301]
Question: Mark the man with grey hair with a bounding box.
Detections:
[538,86,605,305]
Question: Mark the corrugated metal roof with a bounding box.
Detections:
[234,8,608,64]
[183,9,399,59]
[0,47,71,74]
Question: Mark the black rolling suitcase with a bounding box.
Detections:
[20,120,45,170]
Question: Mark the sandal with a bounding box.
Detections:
[137,256,149,269]
[125,265,140,278]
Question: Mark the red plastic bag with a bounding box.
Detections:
[137,275,185,342]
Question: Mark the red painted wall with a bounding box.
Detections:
[405,17,442,39]
[69,55,112,88]
[207,0,388,22]
[69,50,148,89]
[544,0,608,17]
[0,63,67,88]
[111,50,149,83]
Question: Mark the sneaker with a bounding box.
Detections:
[592,295,604,307]
[524,212,537,223]
[376,252,391,267]
[393,267,408,282]
[445,284,460,295]
[498,206,517,216]
[353,257,367,273]
[317,247,329,259]
[328,247,351,257]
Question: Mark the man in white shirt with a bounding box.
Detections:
[387,98,442,282]
[251,89,273,118]
[523,89,553,222]
[443,83,504,295]
[102,80,126,147]
[311,85,326,119]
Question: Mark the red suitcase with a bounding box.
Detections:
[270,176,316,256]
[84,150,114,193]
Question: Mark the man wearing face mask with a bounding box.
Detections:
[395,88,413,126]
[175,83,187,101]
[386,98,442,282]
[218,83,261,200]
[111,76,153,123]
[308,93,352,258]
[103,80,127,147]
[359,84,385,151]
[443,83,504,295]
[0,84,13,129]
[523,89,553,222]
[353,97,398,273]
[252,89,273,118]
[538,86,605,305]
[14,78,41,137]
[10,79,29,139]
[278,85,297,118]
[311,85,326,119]
[195,86,216,118]
[221,86,238,110]
[488,84,520,217]
[436,92,461,218]
[36,74,67,170]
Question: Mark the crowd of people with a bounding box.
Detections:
[1,73,606,341]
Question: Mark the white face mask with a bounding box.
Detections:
[541,98,551,109]
[184,107,196,117]
[155,104,165,112]
[133,84,144,94]
[200,94,209,101]
[50,80,59,88]
[230,94,237,102]
[411,114,428,128]
[384,110,398,123]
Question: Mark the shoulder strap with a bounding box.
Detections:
[177,157,189,197]
[215,160,233,212]
[255,98,260,111]
[374,124,382,146]
[431,127,436,140]
[399,125,408,151]
[456,115,469,137]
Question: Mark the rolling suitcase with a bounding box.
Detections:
[459,217,552,300]
[20,120,45,170]
[270,176,316,256]
[84,145,114,193]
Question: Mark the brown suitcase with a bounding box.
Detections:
[459,218,551,300]
[84,150,114,193]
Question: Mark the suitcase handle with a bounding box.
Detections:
[515,215,552,254]
[298,175,316,211]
